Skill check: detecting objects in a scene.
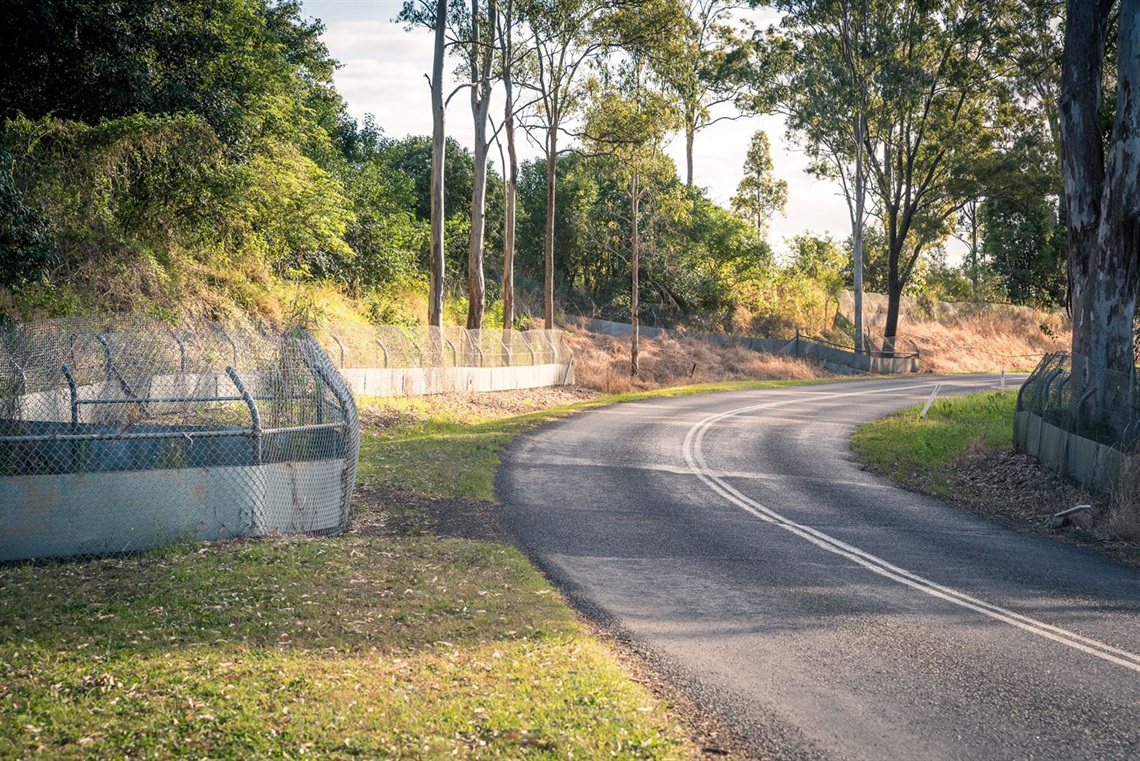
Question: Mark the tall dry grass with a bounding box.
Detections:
[899,307,1070,374]
[565,329,829,394]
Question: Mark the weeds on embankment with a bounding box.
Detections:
[852,390,1140,564]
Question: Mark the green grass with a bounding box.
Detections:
[6,379,838,760]
[358,378,837,501]
[1,538,695,759]
[850,389,1018,496]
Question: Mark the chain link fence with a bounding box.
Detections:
[0,315,359,562]
[310,323,575,396]
[1015,352,1136,493]
[311,323,572,369]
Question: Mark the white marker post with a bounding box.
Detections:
[919,383,943,419]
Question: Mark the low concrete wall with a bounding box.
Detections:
[340,362,574,397]
[0,458,348,562]
[583,318,918,375]
[1014,410,1124,494]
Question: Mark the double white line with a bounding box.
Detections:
[681,383,1140,674]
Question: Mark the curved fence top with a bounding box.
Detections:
[0,315,357,478]
[1017,351,1140,448]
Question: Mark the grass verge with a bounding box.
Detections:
[357,379,835,502]
[850,389,1017,497]
[851,389,1140,565]
[2,379,823,760]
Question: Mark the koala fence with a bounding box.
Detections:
[0,316,359,562]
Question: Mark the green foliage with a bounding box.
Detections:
[980,194,1066,307]
[731,130,787,233]
[0,152,54,289]
[852,390,1017,497]
[1,0,344,153]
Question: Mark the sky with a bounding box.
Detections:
[300,0,854,256]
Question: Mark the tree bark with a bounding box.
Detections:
[1060,0,1113,327]
[853,109,865,354]
[501,0,517,332]
[544,125,558,329]
[630,172,640,377]
[428,0,448,328]
[467,107,489,329]
[685,125,694,188]
[1063,0,1140,443]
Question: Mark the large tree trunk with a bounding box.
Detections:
[467,109,489,329]
[428,0,447,328]
[544,125,558,330]
[630,173,640,377]
[1063,0,1140,443]
[1060,0,1112,328]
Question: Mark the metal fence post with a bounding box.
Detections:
[61,364,79,427]
[329,333,346,368]
[226,366,261,466]
[168,329,187,372]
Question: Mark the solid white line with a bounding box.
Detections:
[680,381,1140,674]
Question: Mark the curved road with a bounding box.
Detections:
[496,376,1140,760]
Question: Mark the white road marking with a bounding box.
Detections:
[681,381,1140,674]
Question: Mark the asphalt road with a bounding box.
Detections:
[496,376,1140,761]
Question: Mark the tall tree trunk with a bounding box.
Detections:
[501,1,517,332]
[685,124,695,188]
[428,0,447,328]
[467,0,495,330]
[1063,0,1140,443]
[467,112,489,329]
[1060,0,1112,326]
[853,108,865,354]
[544,125,558,330]
[630,172,640,377]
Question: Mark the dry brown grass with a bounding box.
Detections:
[898,307,1070,374]
[1108,455,1140,542]
[565,327,830,393]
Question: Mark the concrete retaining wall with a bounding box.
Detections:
[339,362,574,397]
[583,318,918,375]
[1014,410,1124,494]
[0,458,347,561]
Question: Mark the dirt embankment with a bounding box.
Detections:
[899,307,1069,374]
[564,327,831,394]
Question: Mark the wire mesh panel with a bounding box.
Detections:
[1014,352,1136,493]
[0,316,359,562]
[311,322,575,396]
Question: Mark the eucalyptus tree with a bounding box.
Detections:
[766,0,874,350]
[398,0,452,327]
[664,0,776,187]
[496,0,524,329]
[1060,0,1140,443]
[582,0,685,375]
[455,0,499,328]
[774,0,1013,351]
[731,130,787,233]
[516,0,616,328]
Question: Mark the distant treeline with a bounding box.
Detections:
[0,0,1066,336]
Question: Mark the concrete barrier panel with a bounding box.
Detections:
[0,457,351,562]
[341,363,574,398]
